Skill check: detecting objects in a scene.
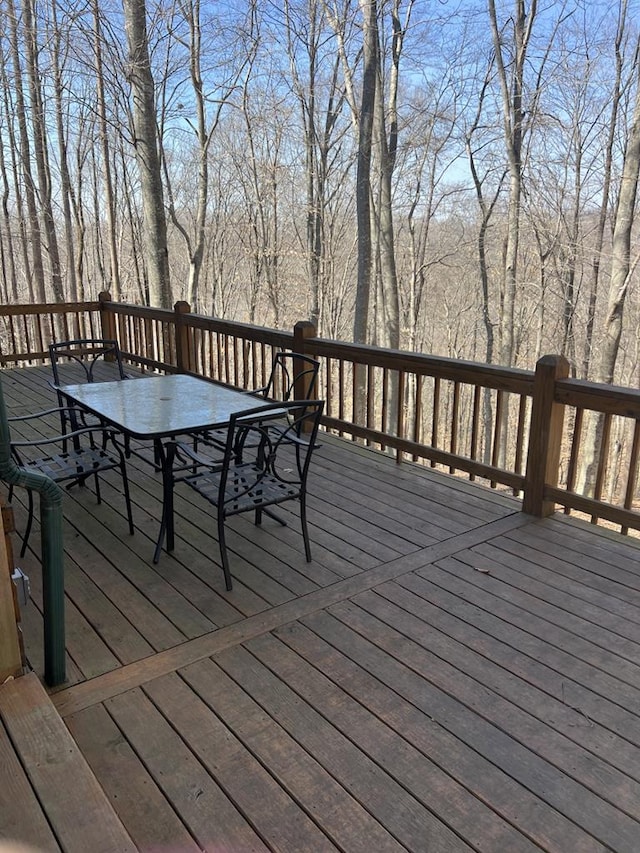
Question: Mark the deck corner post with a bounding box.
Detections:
[293,320,317,400]
[293,320,316,355]
[98,291,117,343]
[523,354,570,517]
[174,301,193,373]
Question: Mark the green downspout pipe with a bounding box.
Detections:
[0,381,66,686]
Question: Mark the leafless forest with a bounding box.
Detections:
[1,0,639,386]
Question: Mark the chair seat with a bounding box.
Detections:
[6,397,135,557]
[23,445,122,482]
[185,464,301,514]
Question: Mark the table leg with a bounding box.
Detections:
[153,439,175,563]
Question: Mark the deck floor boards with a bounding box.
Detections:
[2,364,640,852]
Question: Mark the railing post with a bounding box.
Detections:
[293,320,317,400]
[523,354,569,517]
[98,291,117,342]
[293,320,316,356]
[174,301,193,373]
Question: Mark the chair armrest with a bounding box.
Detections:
[10,425,116,449]
[167,440,224,471]
[265,425,320,450]
[8,405,90,423]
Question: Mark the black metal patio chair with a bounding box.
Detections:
[8,405,134,556]
[196,351,320,452]
[252,351,320,402]
[165,399,324,591]
[49,339,131,445]
[49,338,130,386]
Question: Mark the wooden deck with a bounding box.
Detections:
[2,364,640,852]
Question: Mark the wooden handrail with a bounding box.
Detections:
[1,298,639,534]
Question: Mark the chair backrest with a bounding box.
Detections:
[0,377,62,497]
[49,339,128,386]
[220,400,324,516]
[262,352,320,402]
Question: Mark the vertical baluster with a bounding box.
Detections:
[491,389,504,488]
[396,371,405,463]
[412,374,423,462]
[431,376,440,467]
[592,412,612,524]
[513,394,528,494]
[450,381,460,474]
[469,385,481,481]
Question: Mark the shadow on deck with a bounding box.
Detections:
[2,364,640,852]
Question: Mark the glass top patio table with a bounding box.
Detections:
[58,373,262,563]
[58,373,257,439]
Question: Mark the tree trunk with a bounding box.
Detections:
[488,0,536,367]
[122,0,171,308]
[582,5,626,380]
[0,80,19,303]
[353,0,377,345]
[596,58,640,385]
[50,0,78,302]
[579,43,640,496]
[23,0,65,303]
[93,0,121,300]
[6,0,46,303]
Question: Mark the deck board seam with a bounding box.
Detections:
[52,510,529,717]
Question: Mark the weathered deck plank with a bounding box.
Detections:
[65,703,203,853]
[0,715,61,850]
[0,673,135,852]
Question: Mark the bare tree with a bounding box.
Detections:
[466,62,506,369]
[122,0,171,307]
[373,0,412,353]
[6,0,46,303]
[583,2,632,380]
[283,0,350,331]
[161,0,253,312]
[48,0,79,301]
[91,0,122,299]
[22,0,65,302]
[353,0,378,344]
[0,40,19,303]
[579,25,640,495]
[595,43,640,386]
[487,0,537,367]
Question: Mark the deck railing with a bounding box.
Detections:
[1,293,639,535]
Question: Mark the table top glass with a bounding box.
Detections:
[59,374,258,439]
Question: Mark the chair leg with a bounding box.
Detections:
[21,489,35,558]
[217,513,233,591]
[300,495,312,562]
[155,455,175,562]
[153,510,167,564]
[93,472,102,504]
